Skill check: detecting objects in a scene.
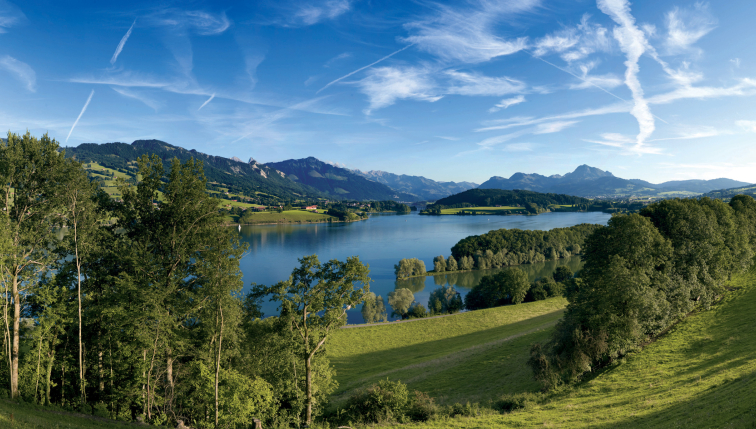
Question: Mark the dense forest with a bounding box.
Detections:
[450,224,602,268]
[431,189,592,208]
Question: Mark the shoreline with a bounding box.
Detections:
[224,217,369,227]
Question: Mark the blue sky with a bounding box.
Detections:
[2,0,756,184]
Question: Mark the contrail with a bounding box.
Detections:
[316,44,414,94]
[66,90,94,142]
[198,93,215,111]
[110,20,136,65]
[527,51,668,125]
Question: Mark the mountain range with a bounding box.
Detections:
[479,165,751,198]
[65,139,752,202]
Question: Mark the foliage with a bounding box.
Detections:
[464,267,530,310]
[361,293,388,324]
[427,286,463,315]
[423,189,592,213]
[388,288,414,319]
[432,255,446,273]
[394,258,427,280]
[407,303,428,319]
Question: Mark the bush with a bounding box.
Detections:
[406,391,437,422]
[344,380,410,423]
[494,392,538,413]
[407,303,428,319]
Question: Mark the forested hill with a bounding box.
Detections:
[65,139,325,199]
[433,188,592,207]
[702,184,756,200]
[354,169,478,201]
[267,157,416,201]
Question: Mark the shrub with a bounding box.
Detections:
[345,379,410,423]
[494,392,538,413]
[407,303,428,319]
[406,391,437,422]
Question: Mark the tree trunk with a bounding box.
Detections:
[10,275,19,399]
[305,354,313,425]
[45,342,56,406]
[76,218,85,410]
[214,304,224,429]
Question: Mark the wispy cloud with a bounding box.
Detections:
[66,90,94,142]
[295,0,351,26]
[198,93,215,111]
[647,78,756,104]
[534,120,577,134]
[736,120,756,133]
[324,52,351,67]
[598,0,655,149]
[665,3,716,54]
[568,62,622,90]
[0,55,36,92]
[358,66,441,114]
[477,102,630,132]
[585,132,663,155]
[503,142,535,152]
[110,20,136,65]
[401,0,538,64]
[0,0,25,33]
[111,86,160,111]
[534,14,612,62]
[317,44,413,94]
[489,95,526,113]
[445,70,525,96]
[146,9,230,35]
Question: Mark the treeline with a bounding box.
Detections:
[431,189,591,207]
[1,132,371,428]
[451,224,601,267]
[367,200,411,213]
[528,196,756,389]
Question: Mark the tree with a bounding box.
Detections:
[428,286,463,315]
[262,254,370,425]
[361,293,387,324]
[553,266,573,283]
[407,303,428,319]
[464,267,529,310]
[0,132,68,399]
[388,288,414,319]
[433,256,446,272]
[394,258,426,280]
[446,256,458,272]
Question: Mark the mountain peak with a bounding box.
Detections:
[564,164,614,180]
[230,156,243,163]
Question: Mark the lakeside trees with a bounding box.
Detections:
[529,198,756,389]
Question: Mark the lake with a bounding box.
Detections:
[238,211,611,323]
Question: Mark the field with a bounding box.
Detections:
[439,206,522,215]
[328,297,567,404]
[400,268,756,428]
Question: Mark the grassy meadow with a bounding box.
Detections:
[328,297,568,404]
[236,209,336,224]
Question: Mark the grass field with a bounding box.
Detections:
[399,267,756,428]
[439,206,521,215]
[327,297,568,404]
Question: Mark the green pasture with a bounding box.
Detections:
[401,268,756,428]
[238,209,336,224]
[328,298,567,404]
[439,206,521,215]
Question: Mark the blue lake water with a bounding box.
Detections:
[237,211,611,323]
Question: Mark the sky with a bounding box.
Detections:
[2,0,756,185]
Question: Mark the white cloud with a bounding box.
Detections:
[0,0,25,33]
[598,0,655,147]
[324,52,351,67]
[736,120,756,133]
[585,132,663,155]
[198,93,215,111]
[534,120,577,134]
[317,44,413,94]
[489,95,526,113]
[665,3,716,54]
[648,78,756,104]
[477,102,630,132]
[534,15,613,62]
[445,70,525,96]
[146,9,230,35]
[731,58,741,68]
[358,66,441,113]
[503,142,534,152]
[569,73,622,90]
[401,0,538,64]
[294,0,351,26]
[110,20,136,65]
[0,55,36,92]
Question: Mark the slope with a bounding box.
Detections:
[401,266,756,428]
[64,140,324,200]
[267,157,416,201]
[355,169,478,201]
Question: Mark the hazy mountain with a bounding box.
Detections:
[65,140,324,200]
[701,184,756,200]
[479,165,751,197]
[266,157,416,201]
[354,170,478,201]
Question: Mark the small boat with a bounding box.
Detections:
[238,224,241,232]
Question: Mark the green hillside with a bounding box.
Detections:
[65,139,325,201]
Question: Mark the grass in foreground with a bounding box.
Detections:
[0,400,137,428]
[401,268,756,428]
[328,297,567,404]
